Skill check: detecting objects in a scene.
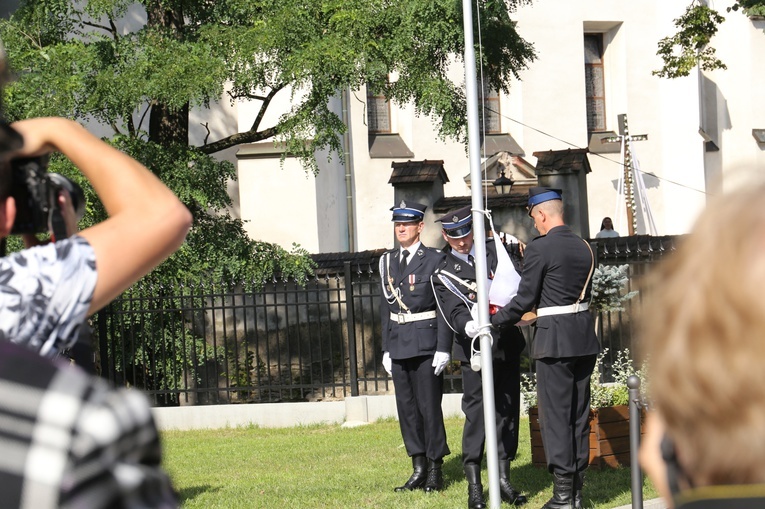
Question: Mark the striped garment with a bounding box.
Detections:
[0,340,178,508]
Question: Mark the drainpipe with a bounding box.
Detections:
[341,88,356,252]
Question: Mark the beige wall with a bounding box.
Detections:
[233,0,764,252]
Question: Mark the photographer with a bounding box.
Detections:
[0,51,192,507]
[17,176,96,371]
[0,117,191,355]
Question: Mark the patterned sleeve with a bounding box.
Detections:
[0,235,97,357]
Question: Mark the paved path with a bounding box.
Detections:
[612,498,667,509]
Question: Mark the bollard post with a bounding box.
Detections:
[627,375,643,509]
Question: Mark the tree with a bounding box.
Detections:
[0,0,535,284]
[654,1,765,79]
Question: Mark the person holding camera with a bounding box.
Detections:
[0,115,191,507]
[15,168,97,371]
[0,117,191,355]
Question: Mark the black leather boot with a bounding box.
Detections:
[424,458,444,492]
[464,463,486,509]
[573,470,585,509]
[499,460,528,506]
[394,455,427,492]
[541,472,574,509]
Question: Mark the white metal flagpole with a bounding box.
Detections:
[461,0,501,507]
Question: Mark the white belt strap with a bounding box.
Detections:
[536,240,595,319]
[536,302,589,317]
[390,310,437,324]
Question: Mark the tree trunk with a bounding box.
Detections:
[146,1,189,147]
[149,102,189,147]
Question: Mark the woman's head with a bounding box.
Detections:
[600,217,613,231]
[641,182,765,486]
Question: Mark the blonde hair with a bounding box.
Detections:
[641,183,765,485]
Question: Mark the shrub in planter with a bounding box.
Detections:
[523,349,647,469]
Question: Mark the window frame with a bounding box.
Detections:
[584,33,607,133]
[478,82,501,135]
[366,85,392,134]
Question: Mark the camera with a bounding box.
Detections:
[9,155,85,235]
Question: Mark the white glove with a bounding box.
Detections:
[470,304,480,322]
[382,352,392,376]
[432,351,450,376]
[464,320,480,339]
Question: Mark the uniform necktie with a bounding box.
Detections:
[468,254,475,266]
[400,250,410,274]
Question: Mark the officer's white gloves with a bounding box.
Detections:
[432,351,450,376]
[470,304,480,322]
[464,320,480,339]
[382,351,392,376]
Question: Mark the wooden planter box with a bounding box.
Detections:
[529,405,643,469]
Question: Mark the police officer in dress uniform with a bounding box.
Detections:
[431,206,528,509]
[490,188,600,509]
[379,201,452,493]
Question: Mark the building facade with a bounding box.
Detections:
[234,1,765,252]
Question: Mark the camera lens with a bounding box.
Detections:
[48,173,85,221]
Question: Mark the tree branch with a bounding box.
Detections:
[198,126,279,155]
[198,84,286,154]
[82,20,115,35]
[137,100,156,132]
[126,113,135,137]
[201,122,211,144]
[227,90,269,102]
[109,121,123,136]
[250,85,284,133]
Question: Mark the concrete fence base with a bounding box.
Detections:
[152,393,466,431]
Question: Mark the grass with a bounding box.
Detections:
[162,416,658,508]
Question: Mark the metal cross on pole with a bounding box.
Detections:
[601,114,648,236]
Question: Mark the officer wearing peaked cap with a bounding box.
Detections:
[379,200,451,493]
[431,205,528,509]
[491,187,600,509]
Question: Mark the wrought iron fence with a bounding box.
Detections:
[92,235,681,406]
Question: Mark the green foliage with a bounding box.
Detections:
[0,0,535,172]
[590,264,638,313]
[729,0,765,17]
[520,372,537,407]
[590,348,646,408]
[654,1,765,79]
[654,4,727,79]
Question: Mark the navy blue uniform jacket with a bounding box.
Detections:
[491,225,600,360]
[433,239,526,363]
[379,245,452,359]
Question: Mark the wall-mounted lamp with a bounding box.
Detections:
[492,168,514,195]
[752,129,765,144]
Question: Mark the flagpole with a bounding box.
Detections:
[461,0,500,507]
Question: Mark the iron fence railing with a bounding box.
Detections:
[92,235,681,406]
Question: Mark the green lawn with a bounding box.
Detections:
[162,416,658,508]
